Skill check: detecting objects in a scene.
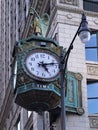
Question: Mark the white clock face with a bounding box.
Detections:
[24,50,59,81]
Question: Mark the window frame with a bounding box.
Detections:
[87,80,98,114]
[83,0,98,12]
[85,31,98,62]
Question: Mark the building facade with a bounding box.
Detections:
[0,0,98,130]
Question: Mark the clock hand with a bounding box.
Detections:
[44,65,49,73]
[38,62,50,73]
[39,62,58,66]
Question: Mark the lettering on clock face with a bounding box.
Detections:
[25,51,59,80]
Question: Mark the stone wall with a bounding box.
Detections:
[48,0,98,130]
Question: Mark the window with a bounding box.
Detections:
[87,81,98,114]
[85,32,98,62]
[83,0,98,12]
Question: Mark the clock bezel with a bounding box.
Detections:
[22,48,60,83]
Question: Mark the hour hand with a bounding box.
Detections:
[38,62,49,73]
[44,65,49,73]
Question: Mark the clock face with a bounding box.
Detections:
[23,49,60,82]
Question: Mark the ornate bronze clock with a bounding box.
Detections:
[14,35,61,111]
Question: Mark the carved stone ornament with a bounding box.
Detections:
[66,14,73,19]
[87,65,98,76]
[94,19,98,25]
[60,0,78,6]
[75,73,83,80]
[89,117,98,128]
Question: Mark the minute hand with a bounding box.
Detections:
[42,63,58,65]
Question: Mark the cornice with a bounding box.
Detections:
[48,3,98,35]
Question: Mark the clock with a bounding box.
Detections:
[23,49,60,82]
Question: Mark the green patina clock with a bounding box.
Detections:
[13,36,83,113]
[13,36,61,111]
[23,48,60,82]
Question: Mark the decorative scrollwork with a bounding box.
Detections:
[60,0,78,6]
[75,73,83,80]
[77,107,84,115]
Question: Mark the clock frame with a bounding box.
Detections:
[22,48,60,83]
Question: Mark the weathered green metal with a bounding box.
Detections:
[65,71,84,114]
[30,7,50,37]
[13,35,61,111]
[18,35,59,46]
[13,35,84,113]
[49,71,84,125]
[16,83,60,95]
[65,73,78,107]
[15,83,60,111]
[50,71,84,116]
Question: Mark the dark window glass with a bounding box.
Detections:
[85,32,98,62]
[87,82,98,114]
[83,0,98,12]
